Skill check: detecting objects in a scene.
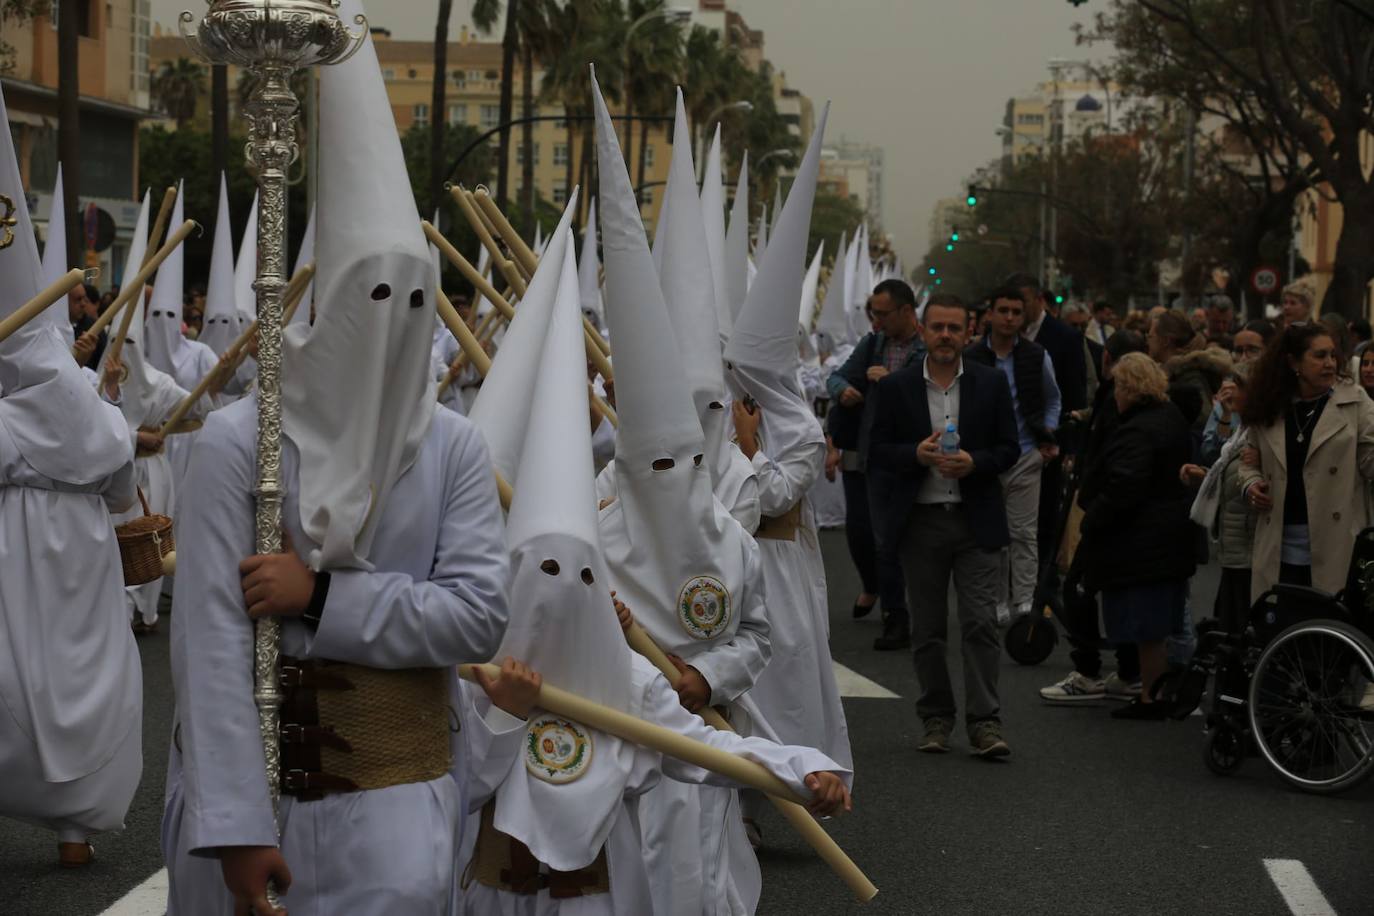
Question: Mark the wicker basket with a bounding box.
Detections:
[116,488,174,586]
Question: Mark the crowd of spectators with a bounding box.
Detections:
[822,274,1374,744]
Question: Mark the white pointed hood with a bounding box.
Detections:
[39,164,74,347]
[700,126,730,345]
[724,151,749,324]
[656,90,731,491]
[815,230,851,347]
[577,196,604,329]
[591,72,701,467]
[234,191,259,326]
[289,205,317,328]
[842,228,863,341]
[799,240,824,331]
[852,223,874,319]
[724,103,830,460]
[99,191,162,430]
[491,232,634,872]
[144,180,189,376]
[771,180,783,236]
[200,174,239,353]
[0,83,137,786]
[472,243,492,318]
[467,192,578,488]
[0,79,130,483]
[281,0,438,570]
[532,221,544,258]
[592,67,751,666]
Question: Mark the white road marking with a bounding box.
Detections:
[98,866,167,916]
[1264,859,1337,916]
[833,661,900,699]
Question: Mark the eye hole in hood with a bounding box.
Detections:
[409,289,425,309]
[540,559,560,576]
[370,283,391,301]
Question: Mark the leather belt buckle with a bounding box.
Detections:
[283,769,311,792]
[279,665,304,688]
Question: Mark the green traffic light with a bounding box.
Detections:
[1055,294,1065,304]
[945,244,954,252]
[951,232,960,242]
[935,278,943,285]
[966,195,977,207]
[928,267,937,275]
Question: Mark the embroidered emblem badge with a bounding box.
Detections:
[677,575,731,640]
[525,715,592,784]
[0,193,17,250]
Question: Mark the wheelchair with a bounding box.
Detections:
[1157,528,1374,795]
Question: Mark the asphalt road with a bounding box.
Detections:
[3,533,1372,915]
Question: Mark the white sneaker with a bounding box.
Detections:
[1104,672,1142,701]
[995,603,1011,626]
[1039,671,1106,703]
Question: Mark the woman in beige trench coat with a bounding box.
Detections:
[1238,322,1374,599]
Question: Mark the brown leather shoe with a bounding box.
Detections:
[58,842,94,868]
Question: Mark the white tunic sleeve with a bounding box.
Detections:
[640,665,851,796]
[300,423,510,669]
[690,535,771,707]
[0,414,136,511]
[453,682,529,812]
[750,440,824,516]
[170,410,279,853]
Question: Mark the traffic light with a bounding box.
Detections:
[928,267,937,276]
[945,244,954,252]
[966,186,978,207]
[935,278,943,285]
[950,232,960,242]
[1054,294,1065,305]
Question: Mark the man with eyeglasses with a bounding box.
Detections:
[826,278,925,649]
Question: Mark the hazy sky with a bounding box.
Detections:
[154,0,1102,265]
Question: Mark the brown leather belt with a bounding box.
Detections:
[278,656,453,801]
[464,800,610,899]
[755,503,802,541]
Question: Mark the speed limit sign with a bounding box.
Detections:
[1250,265,1281,295]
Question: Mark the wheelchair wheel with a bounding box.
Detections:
[1248,619,1374,795]
[1005,613,1057,666]
[1204,724,1245,776]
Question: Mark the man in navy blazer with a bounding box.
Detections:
[867,294,1021,757]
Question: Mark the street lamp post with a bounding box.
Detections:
[696,99,752,179]
[623,6,690,185]
[756,148,794,171]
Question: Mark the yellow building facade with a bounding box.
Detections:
[1,0,153,275]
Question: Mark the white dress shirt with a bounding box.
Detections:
[917,356,963,505]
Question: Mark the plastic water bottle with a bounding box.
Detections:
[939,422,960,456]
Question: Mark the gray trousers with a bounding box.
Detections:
[899,503,1003,729]
[999,447,1044,611]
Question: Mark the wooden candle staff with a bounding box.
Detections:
[0,269,88,345]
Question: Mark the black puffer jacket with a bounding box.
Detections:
[1079,398,1198,592]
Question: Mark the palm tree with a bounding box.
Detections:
[617,0,685,197]
[430,0,454,216]
[152,58,206,129]
[211,64,229,177]
[472,0,521,207]
[56,0,79,265]
[536,0,619,228]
